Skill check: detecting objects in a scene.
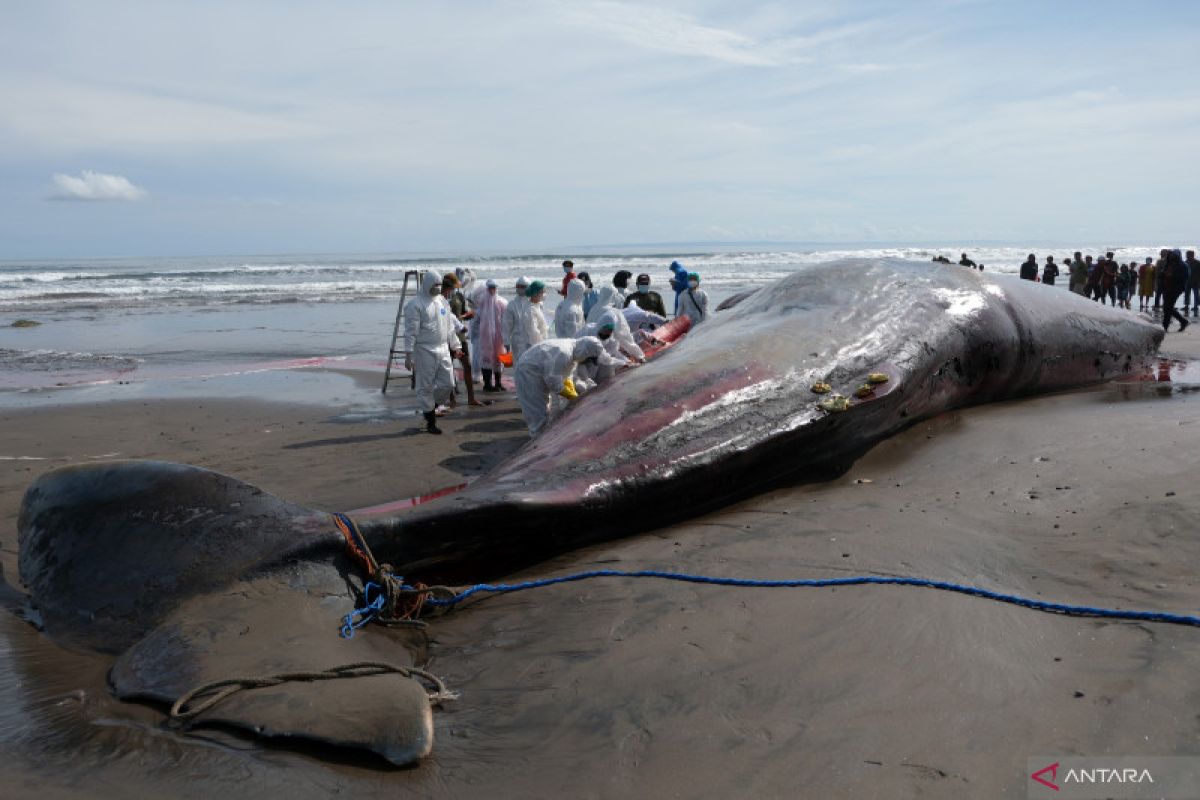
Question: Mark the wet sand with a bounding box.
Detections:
[2,333,1200,798]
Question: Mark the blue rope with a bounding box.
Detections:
[340,580,387,639]
[413,570,1200,628]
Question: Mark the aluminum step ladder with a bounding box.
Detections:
[381,270,422,393]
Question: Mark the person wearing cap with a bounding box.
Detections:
[623,273,666,317]
[668,260,690,315]
[515,336,622,434]
[554,278,587,338]
[402,271,463,434]
[472,278,509,392]
[612,270,633,298]
[558,259,576,297]
[441,274,481,408]
[678,271,708,326]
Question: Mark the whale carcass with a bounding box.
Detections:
[12,259,1164,765]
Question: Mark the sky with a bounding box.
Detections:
[2,1,1198,258]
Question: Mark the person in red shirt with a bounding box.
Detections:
[558,259,576,297]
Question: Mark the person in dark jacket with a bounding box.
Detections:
[1019,254,1039,281]
[1099,255,1118,305]
[623,273,667,317]
[1041,256,1059,286]
[1160,249,1190,332]
[1185,250,1200,316]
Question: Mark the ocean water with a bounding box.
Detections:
[0,244,1187,401]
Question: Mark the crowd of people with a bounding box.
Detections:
[940,249,1198,333]
[400,259,709,435]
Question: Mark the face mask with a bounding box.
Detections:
[688,280,699,289]
[637,285,649,294]
[564,265,572,273]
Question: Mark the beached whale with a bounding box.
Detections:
[12,259,1164,766]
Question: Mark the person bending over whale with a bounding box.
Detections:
[515,336,622,434]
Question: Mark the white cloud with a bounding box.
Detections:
[49,170,146,201]
[563,2,788,66]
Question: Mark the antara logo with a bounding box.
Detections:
[1031,762,1059,791]
[1030,761,1155,791]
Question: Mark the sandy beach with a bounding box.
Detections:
[1,321,1198,798]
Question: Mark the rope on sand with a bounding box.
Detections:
[410,570,1200,628]
[170,661,457,724]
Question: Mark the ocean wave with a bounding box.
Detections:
[2,245,1190,314]
[0,348,142,374]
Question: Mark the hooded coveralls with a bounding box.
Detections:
[554,279,588,338]
[401,271,460,413]
[515,337,620,434]
[508,291,549,364]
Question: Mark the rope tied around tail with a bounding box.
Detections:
[332,513,457,638]
[170,661,458,724]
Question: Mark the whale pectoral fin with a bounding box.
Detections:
[108,563,435,766]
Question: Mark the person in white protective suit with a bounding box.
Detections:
[402,271,463,434]
[677,271,709,326]
[508,280,549,364]
[471,279,509,391]
[502,275,530,362]
[585,285,620,324]
[515,336,622,435]
[575,317,634,388]
[553,278,587,338]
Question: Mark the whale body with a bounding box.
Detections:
[368,258,1164,576]
[12,259,1164,765]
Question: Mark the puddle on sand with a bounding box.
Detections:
[1118,357,1200,385]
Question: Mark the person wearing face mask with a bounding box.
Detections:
[508,280,549,365]
[515,336,622,434]
[623,273,666,317]
[558,259,576,297]
[554,278,587,338]
[678,271,708,326]
[402,271,463,434]
[502,275,530,359]
[441,273,481,408]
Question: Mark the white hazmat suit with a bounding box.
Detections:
[515,336,621,434]
[678,286,708,326]
[509,290,548,364]
[402,271,460,415]
[553,279,587,338]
